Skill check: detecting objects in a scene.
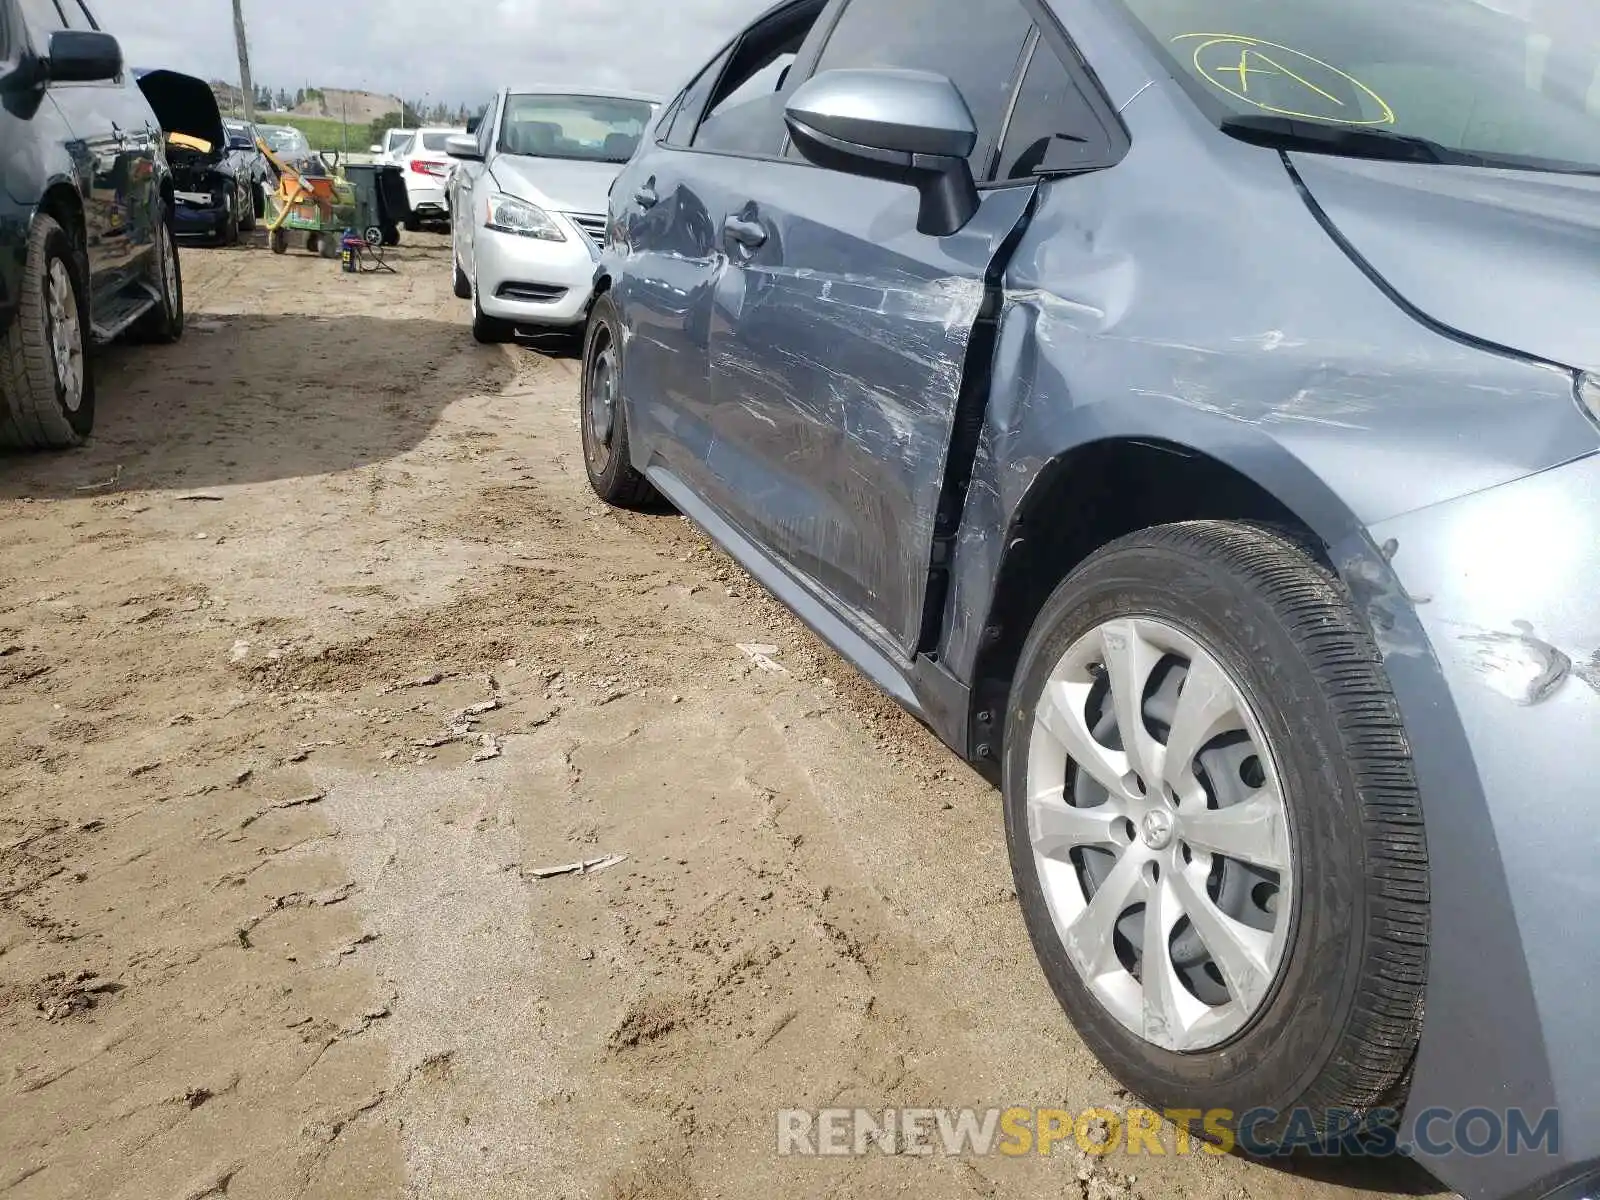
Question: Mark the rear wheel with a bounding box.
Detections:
[580,292,658,509]
[1003,522,1427,1147]
[239,184,257,232]
[0,214,94,449]
[269,227,288,255]
[130,215,184,345]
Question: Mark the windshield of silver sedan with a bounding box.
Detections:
[1117,0,1600,172]
[498,94,656,164]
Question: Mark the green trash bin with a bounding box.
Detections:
[343,163,406,247]
[344,163,383,245]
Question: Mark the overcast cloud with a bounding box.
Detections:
[93,0,768,108]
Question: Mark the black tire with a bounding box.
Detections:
[253,183,266,220]
[221,202,241,247]
[580,292,659,509]
[1003,521,1428,1146]
[130,216,184,345]
[404,214,421,233]
[0,214,94,449]
[270,227,288,255]
[452,250,472,300]
[240,185,257,232]
[471,285,514,345]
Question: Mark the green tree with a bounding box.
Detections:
[368,110,404,147]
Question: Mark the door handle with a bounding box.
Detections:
[723,215,767,249]
[634,184,659,209]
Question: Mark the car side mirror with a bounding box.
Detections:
[444,134,482,161]
[46,30,123,84]
[785,67,979,237]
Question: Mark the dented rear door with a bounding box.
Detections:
[703,165,1035,655]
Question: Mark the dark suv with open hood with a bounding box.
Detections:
[135,69,250,246]
[0,0,205,449]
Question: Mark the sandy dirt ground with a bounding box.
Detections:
[0,233,1448,1200]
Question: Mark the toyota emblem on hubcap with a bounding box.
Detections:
[1140,810,1175,851]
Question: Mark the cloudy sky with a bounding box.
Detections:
[95,0,768,108]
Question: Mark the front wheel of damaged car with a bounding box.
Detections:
[1003,521,1428,1147]
[580,292,658,510]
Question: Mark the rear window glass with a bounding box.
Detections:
[421,132,451,151]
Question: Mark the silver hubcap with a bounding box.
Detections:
[46,260,84,412]
[1027,616,1294,1052]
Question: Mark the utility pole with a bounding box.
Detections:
[232,0,256,122]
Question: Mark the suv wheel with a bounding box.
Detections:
[240,183,257,232]
[0,214,94,449]
[1004,522,1428,1146]
[580,291,658,509]
[131,216,184,345]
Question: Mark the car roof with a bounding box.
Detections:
[503,86,662,105]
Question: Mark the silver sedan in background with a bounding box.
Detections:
[445,87,659,343]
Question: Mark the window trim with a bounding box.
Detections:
[663,43,734,148]
[986,18,1127,185]
[1016,0,1130,166]
[59,0,95,30]
[476,91,499,157]
[686,0,828,156]
[651,92,684,147]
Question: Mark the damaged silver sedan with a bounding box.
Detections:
[581,1,1600,1198]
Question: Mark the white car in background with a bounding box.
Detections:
[397,127,464,229]
[444,88,658,342]
[370,127,414,165]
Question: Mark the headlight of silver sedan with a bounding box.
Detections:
[484,192,565,242]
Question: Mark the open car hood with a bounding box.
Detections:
[134,68,226,153]
[1291,153,1600,372]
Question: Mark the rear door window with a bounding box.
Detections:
[803,0,1034,175]
[665,45,734,147]
[692,0,826,157]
